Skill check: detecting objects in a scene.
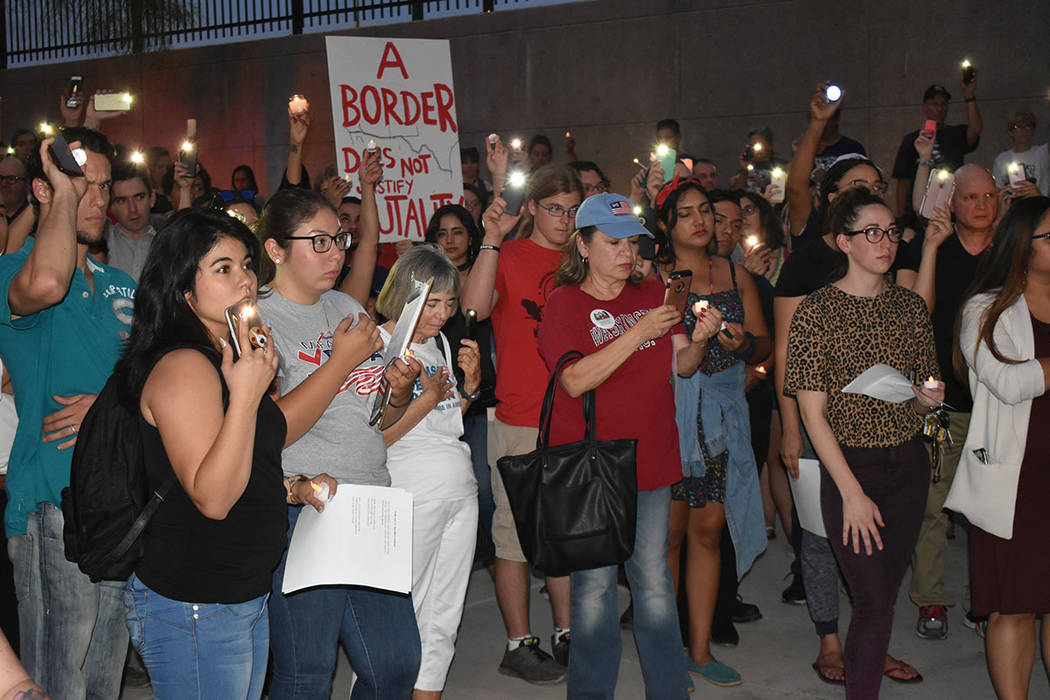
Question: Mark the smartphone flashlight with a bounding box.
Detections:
[39,122,54,135]
[5,147,13,156]
[121,92,133,105]
[752,142,763,154]
[180,140,194,153]
[961,59,975,84]
[507,170,527,188]
[746,164,755,172]
[746,235,760,250]
[825,84,842,102]
[510,138,522,151]
[936,169,951,182]
[129,150,144,164]
[655,143,670,158]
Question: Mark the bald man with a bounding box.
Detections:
[895,163,998,640]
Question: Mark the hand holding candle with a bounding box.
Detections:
[914,376,945,409]
[288,94,309,116]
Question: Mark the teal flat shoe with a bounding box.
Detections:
[687,658,742,687]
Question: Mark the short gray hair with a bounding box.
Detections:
[375,244,460,321]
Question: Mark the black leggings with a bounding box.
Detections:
[820,436,929,700]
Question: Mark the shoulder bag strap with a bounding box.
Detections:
[537,350,584,449]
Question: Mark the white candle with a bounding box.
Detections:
[288,94,309,115]
[310,481,330,503]
[692,300,710,315]
[923,376,940,390]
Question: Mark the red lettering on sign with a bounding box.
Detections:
[376,42,409,80]
[338,84,456,133]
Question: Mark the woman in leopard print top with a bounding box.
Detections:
[784,188,941,700]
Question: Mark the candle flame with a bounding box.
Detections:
[310,481,322,493]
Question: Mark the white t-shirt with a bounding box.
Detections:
[992,144,1050,195]
[380,328,475,502]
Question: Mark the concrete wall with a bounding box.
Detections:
[2,0,1048,200]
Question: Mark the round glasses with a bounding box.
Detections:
[845,225,903,244]
[285,231,351,253]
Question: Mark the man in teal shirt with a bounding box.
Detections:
[0,128,134,698]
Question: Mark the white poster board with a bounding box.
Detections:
[326,36,462,242]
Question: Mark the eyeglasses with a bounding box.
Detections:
[583,182,609,195]
[845,225,903,244]
[847,179,887,195]
[286,231,351,253]
[0,175,25,184]
[537,202,579,219]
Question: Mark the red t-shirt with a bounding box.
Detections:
[537,278,682,491]
[491,238,564,426]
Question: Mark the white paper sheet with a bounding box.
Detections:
[840,364,915,403]
[282,485,414,595]
[788,458,826,538]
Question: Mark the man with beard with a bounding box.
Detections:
[0,127,133,698]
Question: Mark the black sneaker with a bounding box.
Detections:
[731,595,762,623]
[498,637,566,685]
[711,617,739,647]
[781,572,806,605]
[551,630,570,667]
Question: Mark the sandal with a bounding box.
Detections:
[884,656,924,683]
[811,661,845,686]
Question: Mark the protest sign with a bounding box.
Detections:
[327,36,462,242]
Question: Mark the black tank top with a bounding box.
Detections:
[135,348,288,603]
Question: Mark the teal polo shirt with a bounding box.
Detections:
[0,239,135,536]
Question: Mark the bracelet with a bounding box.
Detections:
[388,398,409,409]
[462,387,482,402]
[284,474,307,504]
[479,244,500,254]
[917,159,934,167]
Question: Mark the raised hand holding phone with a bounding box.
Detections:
[220,314,278,407]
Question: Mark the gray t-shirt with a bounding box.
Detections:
[105,223,156,282]
[258,288,389,485]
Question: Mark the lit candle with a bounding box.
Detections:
[565,130,571,138]
[692,300,710,315]
[310,480,331,503]
[755,366,767,375]
[288,94,309,115]
[367,139,377,152]
[923,376,940,390]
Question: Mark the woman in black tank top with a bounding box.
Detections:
[113,210,337,700]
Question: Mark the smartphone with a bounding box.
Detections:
[663,270,693,314]
[224,300,269,360]
[47,135,85,177]
[655,145,677,185]
[464,309,478,342]
[919,169,955,220]
[922,120,938,136]
[961,60,976,85]
[179,141,198,179]
[93,92,130,111]
[1007,162,1027,188]
[502,169,528,216]
[768,168,787,204]
[66,76,83,108]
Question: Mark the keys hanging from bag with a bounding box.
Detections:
[496,350,639,576]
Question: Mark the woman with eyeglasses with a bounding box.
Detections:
[256,166,424,698]
[785,187,942,700]
[738,192,786,285]
[774,83,922,687]
[947,197,1050,699]
[657,177,770,688]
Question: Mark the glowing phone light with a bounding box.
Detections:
[129,150,144,164]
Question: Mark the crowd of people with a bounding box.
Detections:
[0,66,1047,700]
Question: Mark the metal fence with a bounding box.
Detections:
[2,0,570,68]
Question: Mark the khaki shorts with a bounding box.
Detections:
[491,419,538,563]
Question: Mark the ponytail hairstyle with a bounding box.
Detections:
[254,188,336,286]
[823,186,890,281]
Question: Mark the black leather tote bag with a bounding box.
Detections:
[497,350,638,576]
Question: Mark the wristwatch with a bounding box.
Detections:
[462,387,482,402]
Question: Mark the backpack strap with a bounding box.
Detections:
[108,472,177,562]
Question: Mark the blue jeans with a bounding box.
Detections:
[8,502,127,700]
[567,487,688,700]
[462,412,494,559]
[268,505,421,699]
[124,573,269,700]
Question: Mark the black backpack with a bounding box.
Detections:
[60,373,175,582]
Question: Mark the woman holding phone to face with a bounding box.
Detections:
[117,210,334,699]
[257,166,423,699]
[785,188,942,700]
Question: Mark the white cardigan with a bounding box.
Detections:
[945,292,1046,539]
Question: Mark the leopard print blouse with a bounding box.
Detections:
[783,283,939,448]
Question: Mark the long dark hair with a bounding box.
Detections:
[113,209,260,405]
[231,164,259,194]
[739,191,785,249]
[655,179,711,266]
[953,196,1050,380]
[822,187,889,282]
[819,157,881,218]
[425,204,482,266]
